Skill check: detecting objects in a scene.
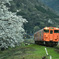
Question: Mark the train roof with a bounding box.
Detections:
[34,27,59,34]
[44,27,59,30]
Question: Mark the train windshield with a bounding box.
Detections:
[54,30,59,33]
[44,30,49,33]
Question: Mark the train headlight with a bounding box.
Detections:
[45,27,49,30]
[56,28,58,29]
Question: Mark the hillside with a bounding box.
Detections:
[39,0,59,14]
[8,0,59,34]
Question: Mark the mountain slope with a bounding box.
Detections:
[8,0,59,34]
[39,0,59,14]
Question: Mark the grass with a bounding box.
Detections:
[0,44,59,59]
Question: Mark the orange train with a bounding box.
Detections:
[34,27,59,46]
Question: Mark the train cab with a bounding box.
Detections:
[44,27,59,42]
[34,27,59,46]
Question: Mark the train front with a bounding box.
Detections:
[43,27,59,46]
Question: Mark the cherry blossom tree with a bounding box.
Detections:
[0,0,27,49]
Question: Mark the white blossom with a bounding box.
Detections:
[0,0,27,49]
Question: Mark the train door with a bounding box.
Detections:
[49,30,54,41]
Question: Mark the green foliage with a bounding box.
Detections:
[17,11,26,15]
[35,5,47,13]
[35,5,58,18]
[0,44,59,59]
[8,0,59,34]
[34,26,40,32]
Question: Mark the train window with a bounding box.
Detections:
[50,30,53,34]
[54,30,59,33]
[44,30,49,33]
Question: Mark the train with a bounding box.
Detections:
[34,27,59,46]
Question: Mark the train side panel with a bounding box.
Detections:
[39,29,44,41]
[34,29,44,41]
